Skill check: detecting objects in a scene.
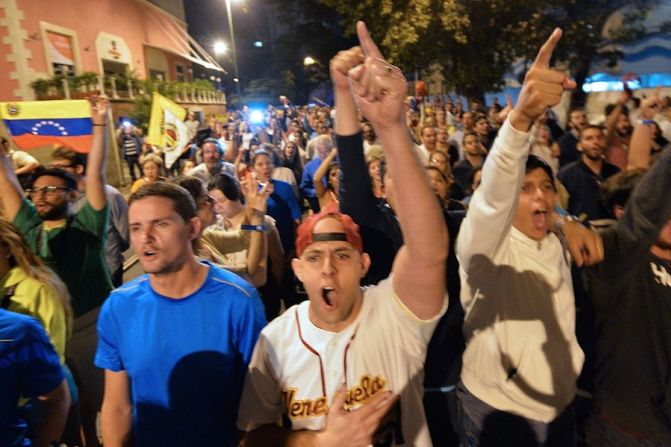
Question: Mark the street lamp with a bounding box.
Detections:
[213,41,228,91]
[225,0,241,97]
[213,41,228,55]
[303,56,317,67]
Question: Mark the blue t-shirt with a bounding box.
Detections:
[0,309,64,447]
[95,262,266,446]
[268,179,302,254]
[300,157,325,199]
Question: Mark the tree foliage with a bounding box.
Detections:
[318,0,662,103]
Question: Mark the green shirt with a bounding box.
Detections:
[13,199,112,317]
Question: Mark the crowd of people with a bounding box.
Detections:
[1,21,671,447]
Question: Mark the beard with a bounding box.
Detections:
[36,201,68,220]
[584,151,604,161]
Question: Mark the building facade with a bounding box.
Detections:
[0,0,224,101]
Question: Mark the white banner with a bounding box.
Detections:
[162,108,188,169]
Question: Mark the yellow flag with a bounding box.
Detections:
[146,92,187,147]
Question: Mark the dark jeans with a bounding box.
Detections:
[125,155,141,182]
[457,382,576,447]
[65,308,103,447]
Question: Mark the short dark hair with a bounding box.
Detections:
[605,103,629,117]
[474,113,488,124]
[31,168,78,191]
[525,154,556,191]
[601,169,645,217]
[462,131,479,145]
[170,176,205,204]
[128,181,197,222]
[208,173,241,202]
[579,125,604,140]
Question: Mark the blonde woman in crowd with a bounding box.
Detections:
[0,217,72,363]
[130,154,165,194]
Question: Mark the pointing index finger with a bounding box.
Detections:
[356,21,384,59]
[533,28,562,69]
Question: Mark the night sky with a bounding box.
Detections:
[184,0,278,87]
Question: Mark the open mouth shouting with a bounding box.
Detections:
[322,286,335,308]
[532,207,548,231]
[142,248,158,261]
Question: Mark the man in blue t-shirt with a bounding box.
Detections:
[0,309,70,446]
[95,182,266,446]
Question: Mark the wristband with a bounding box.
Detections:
[554,204,569,217]
[93,123,106,127]
[640,119,655,126]
[555,214,580,234]
[241,224,265,232]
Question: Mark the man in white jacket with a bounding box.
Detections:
[456,29,592,446]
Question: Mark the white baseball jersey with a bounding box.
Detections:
[237,277,447,446]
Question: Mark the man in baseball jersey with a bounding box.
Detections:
[237,21,448,447]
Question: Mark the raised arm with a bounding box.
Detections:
[331,47,382,226]
[627,92,661,171]
[241,177,271,287]
[86,96,110,211]
[349,21,446,319]
[313,148,338,199]
[592,143,671,278]
[604,95,626,147]
[456,28,575,268]
[0,146,26,220]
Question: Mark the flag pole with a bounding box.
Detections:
[106,102,125,187]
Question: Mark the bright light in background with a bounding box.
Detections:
[122,120,132,127]
[582,79,643,93]
[213,41,228,55]
[303,56,317,66]
[233,78,239,83]
[254,40,263,48]
[249,110,264,124]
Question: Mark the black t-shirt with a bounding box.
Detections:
[583,146,671,443]
[557,160,620,221]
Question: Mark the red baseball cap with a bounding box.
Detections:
[295,203,363,256]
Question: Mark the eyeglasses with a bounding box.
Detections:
[26,186,71,197]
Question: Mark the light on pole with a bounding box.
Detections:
[213,41,228,91]
[213,41,228,55]
[225,0,241,97]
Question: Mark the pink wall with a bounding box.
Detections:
[0,7,20,98]
[16,0,191,78]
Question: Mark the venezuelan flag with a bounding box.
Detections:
[0,100,93,153]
